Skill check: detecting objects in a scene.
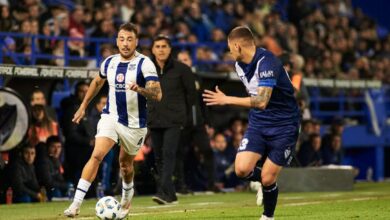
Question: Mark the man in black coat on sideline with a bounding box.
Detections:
[148,35,196,204]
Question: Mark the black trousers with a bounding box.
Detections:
[150,127,182,199]
[176,125,215,189]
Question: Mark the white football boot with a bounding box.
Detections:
[117,186,134,219]
[63,203,80,218]
[260,214,274,220]
[256,183,263,206]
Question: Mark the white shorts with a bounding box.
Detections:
[95,114,147,155]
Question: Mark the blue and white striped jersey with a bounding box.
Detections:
[235,48,300,127]
[99,51,158,128]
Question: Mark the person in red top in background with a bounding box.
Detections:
[28,104,58,147]
[69,5,85,37]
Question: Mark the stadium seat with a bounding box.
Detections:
[51,91,71,110]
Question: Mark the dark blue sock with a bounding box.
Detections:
[243,167,262,182]
[262,182,278,217]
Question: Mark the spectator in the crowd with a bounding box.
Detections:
[15,19,32,51]
[297,97,311,120]
[184,3,213,42]
[69,5,85,38]
[56,12,70,37]
[52,40,65,66]
[28,104,59,148]
[11,145,43,203]
[28,3,39,20]
[148,35,196,204]
[1,36,16,64]
[224,117,244,141]
[30,88,57,121]
[212,133,237,190]
[322,134,343,165]
[37,136,68,200]
[228,131,243,151]
[0,5,15,32]
[215,52,235,73]
[298,133,322,167]
[312,119,321,134]
[298,120,314,146]
[61,81,94,185]
[176,50,218,192]
[321,118,344,151]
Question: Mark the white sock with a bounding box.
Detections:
[121,181,134,207]
[72,178,91,208]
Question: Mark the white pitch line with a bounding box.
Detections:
[283,201,323,207]
[146,204,178,209]
[280,196,305,200]
[189,202,224,206]
[282,196,377,207]
[318,193,342,198]
[145,201,224,209]
[129,209,196,216]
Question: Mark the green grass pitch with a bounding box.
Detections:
[1,182,389,220]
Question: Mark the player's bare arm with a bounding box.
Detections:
[127,80,162,101]
[203,85,272,110]
[72,75,106,124]
[250,87,273,109]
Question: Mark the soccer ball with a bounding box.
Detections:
[95,196,121,220]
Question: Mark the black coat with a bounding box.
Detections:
[11,159,40,198]
[147,57,196,128]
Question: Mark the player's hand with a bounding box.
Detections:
[126,81,139,92]
[72,107,85,124]
[203,86,228,106]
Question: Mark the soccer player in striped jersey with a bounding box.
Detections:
[203,26,300,220]
[64,22,162,219]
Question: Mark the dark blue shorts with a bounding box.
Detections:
[237,123,299,166]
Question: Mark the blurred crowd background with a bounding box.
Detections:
[0,0,389,80]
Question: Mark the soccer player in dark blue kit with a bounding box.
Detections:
[203,26,300,220]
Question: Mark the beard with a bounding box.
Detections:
[119,48,135,59]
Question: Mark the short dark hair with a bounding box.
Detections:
[22,144,35,153]
[151,34,172,48]
[228,26,255,43]
[75,81,88,93]
[309,133,321,142]
[177,50,190,57]
[46,135,61,147]
[119,22,138,36]
[31,87,44,101]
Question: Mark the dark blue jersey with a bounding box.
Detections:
[235,48,300,127]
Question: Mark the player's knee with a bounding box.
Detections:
[261,173,277,186]
[235,166,251,178]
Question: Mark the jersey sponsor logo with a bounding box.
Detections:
[259,70,274,78]
[284,148,291,159]
[239,138,249,151]
[115,84,127,89]
[116,73,125,82]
